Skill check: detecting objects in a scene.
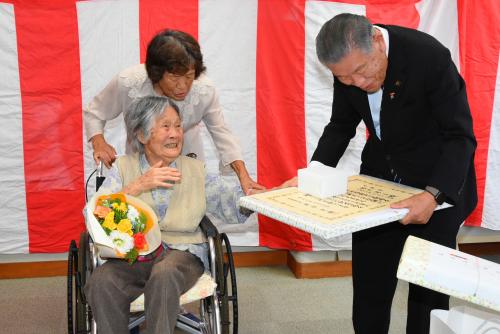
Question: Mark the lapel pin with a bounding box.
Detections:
[389,92,396,100]
[395,80,401,87]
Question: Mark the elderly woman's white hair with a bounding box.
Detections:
[124,96,181,154]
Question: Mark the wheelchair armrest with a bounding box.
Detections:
[199,216,218,238]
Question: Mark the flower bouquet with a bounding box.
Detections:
[85,193,161,263]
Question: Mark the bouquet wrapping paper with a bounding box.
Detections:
[85,193,162,259]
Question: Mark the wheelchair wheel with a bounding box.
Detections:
[213,235,229,334]
[220,233,238,334]
[67,232,93,334]
[77,232,92,332]
[212,233,238,334]
[67,240,78,333]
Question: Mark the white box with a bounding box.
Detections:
[298,161,350,198]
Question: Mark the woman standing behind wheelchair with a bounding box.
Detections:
[84,29,264,195]
[85,96,247,334]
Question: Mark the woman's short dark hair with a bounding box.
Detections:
[145,29,206,84]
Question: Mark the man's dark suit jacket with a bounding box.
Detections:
[311,25,477,223]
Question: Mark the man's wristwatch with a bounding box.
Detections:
[425,186,446,205]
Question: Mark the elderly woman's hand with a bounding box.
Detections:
[122,161,181,196]
[91,134,117,168]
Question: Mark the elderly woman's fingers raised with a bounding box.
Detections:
[122,162,182,196]
[142,162,181,188]
[153,167,182,185]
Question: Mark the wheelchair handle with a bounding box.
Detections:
[96,160,106,192]
[200,216,218,238]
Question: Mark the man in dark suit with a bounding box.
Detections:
[312,13,477,334]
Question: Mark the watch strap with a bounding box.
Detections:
[425,186,445,205]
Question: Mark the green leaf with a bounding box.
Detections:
[139,212,147,224]
[125,248,139,264]
[113,208,127,223]
[138,212,147,232]
[110,198,121,205]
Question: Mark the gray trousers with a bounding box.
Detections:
[85,249,204,334]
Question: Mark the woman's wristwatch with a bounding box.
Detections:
[425,186,446,205]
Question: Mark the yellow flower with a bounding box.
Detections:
[111,202,119,209]
[102,211,117,230]
[117,219,133,236]
[119,202,128,212]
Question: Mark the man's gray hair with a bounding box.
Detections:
[316,13,374,65]
[125,96,181,154]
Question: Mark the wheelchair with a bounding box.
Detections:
[67,162,239,334]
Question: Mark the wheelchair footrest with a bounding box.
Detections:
[178,312,202,328]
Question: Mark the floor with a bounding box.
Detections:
[1,264,493,334]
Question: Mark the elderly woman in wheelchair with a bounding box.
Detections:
[80,95,245,334]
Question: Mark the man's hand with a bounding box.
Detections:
[122,161,181,196]
[391,191,437,225]
[91,134,117,168]
[247,176,298,195]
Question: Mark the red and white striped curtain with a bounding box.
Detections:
[1,0,499,254]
